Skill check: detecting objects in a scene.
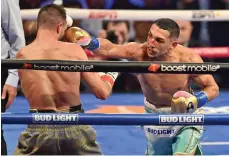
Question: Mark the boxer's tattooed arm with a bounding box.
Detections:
[94,38,143,60]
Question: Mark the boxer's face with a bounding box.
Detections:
[147,24,176,59]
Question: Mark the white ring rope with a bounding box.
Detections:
[21,8,229,21]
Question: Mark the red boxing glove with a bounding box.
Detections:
[99,72,119,88]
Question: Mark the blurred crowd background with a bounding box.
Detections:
[18,0,229,94]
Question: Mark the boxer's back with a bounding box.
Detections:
[18,41,81,111]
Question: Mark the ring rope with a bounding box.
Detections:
[2,113,229,125]
[1,59,229,74]
[192,47,229,58]
[20,8,229,21]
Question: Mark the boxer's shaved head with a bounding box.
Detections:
[153,18,180,40]
[37,4,67,29]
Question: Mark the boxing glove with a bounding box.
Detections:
[171,91,208,113]
[99,72,119,88]
[64,27,100,51]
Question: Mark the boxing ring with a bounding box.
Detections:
[2,60,229,154]
[2,8,229,155]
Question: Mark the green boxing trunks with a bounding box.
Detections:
[14,105,102,155]
[144,98,203,155]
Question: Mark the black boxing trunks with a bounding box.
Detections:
[14,104,102,155]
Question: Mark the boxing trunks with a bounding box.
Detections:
[14,104,102,155]
[144,98,203,155]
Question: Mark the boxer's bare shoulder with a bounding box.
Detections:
[18,40,86,61]
[174,44,202,63]
[60,41,88,60]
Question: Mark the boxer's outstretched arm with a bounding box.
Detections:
[64,27,144,60]
[94,38,144,60]
[190,53,219,101]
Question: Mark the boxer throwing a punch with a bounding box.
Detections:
[65,18,219,155]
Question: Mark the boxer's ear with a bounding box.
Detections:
[169,41,177,51]
[171,41,178,49]
[56,23,63,34]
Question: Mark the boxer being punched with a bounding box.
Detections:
[69,18,219,155]
[14,4,118,155]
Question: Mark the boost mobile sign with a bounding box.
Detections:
[160,64,220,73]
[23,63,94,72]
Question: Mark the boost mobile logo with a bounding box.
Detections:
[148,64,160,72]
[161,64,220,72]
[33,64,94,72]
[23,63,33,69]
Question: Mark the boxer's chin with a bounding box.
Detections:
[147,50,157,59]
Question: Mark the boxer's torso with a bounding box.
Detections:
[18,40,82,111]
[137,45,193,107]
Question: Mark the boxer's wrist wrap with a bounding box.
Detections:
[87,36,100,51]
[99,72,118,88]
[195,91,208,108]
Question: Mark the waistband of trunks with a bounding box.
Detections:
[144,97,171,114]
[29,104,84,113]
[27,124,82,130]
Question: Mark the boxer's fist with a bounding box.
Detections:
[64,27,100,51]
[171,91,208,113]
[171,91,197,113]
[64,27,91,46]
